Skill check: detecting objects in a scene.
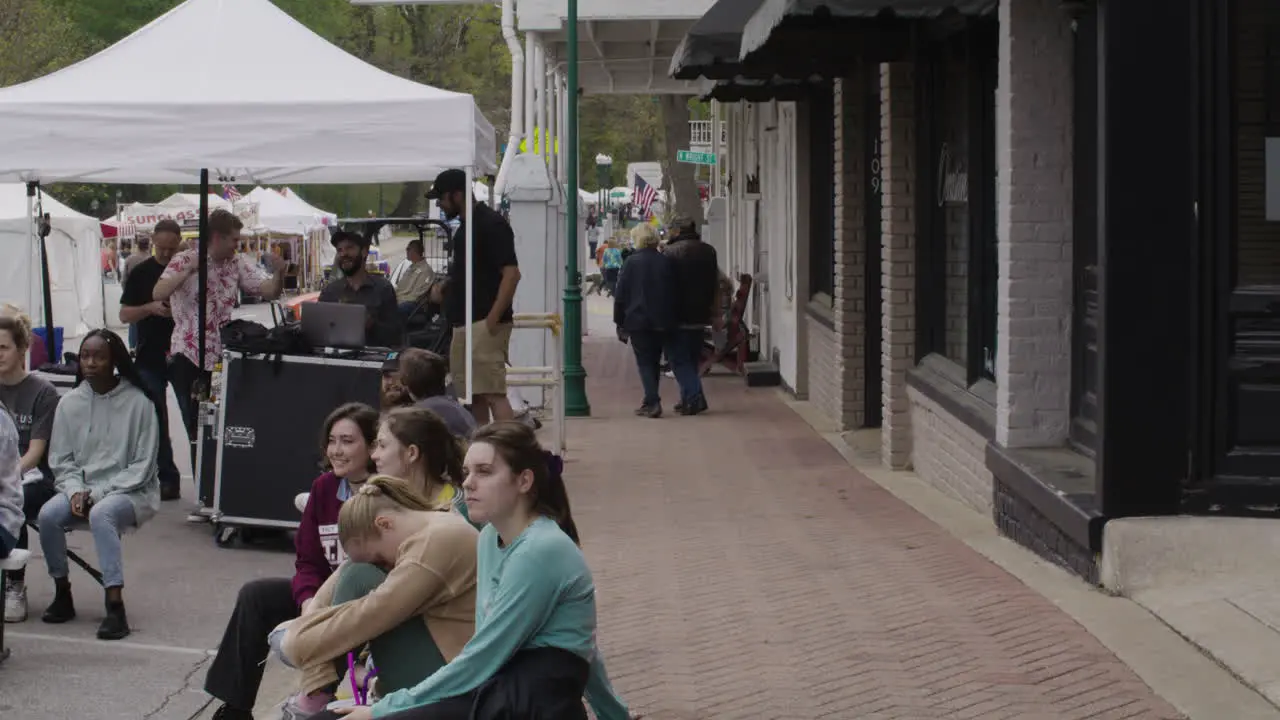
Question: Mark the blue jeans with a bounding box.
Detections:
[629,330,665,408]
[137,365,181,488]
[665,328,705,405]
[38,493,137,588]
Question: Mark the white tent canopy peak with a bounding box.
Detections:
[0,0,497,185]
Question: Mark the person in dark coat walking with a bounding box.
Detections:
[613,224,676,418]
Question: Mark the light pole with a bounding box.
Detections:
[595,153,612,217]
[563,0,590,416]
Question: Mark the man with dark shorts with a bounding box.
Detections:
[427,169,521,425]
[119,219,183,501]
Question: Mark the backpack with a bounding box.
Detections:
[221,319,311,361]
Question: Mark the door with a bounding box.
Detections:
[1214,0,1280,485]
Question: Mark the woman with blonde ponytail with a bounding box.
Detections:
[276,475,479,710]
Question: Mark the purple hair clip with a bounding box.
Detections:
[543,450,564,480]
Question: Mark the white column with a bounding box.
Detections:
[550,72,560,181]
[534,42,546,157]
[712,100,722,197]
[558,74,569,183]
[524,32,537,154]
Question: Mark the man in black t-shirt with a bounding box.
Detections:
[119,219,182,500]
[426,169,521,424]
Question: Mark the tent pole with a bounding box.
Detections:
[33,186,55,362]
[464,167,474,406]
[197,170,210,386]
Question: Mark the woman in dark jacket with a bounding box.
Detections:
[612,224,676,418]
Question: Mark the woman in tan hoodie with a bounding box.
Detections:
[280,476,479,710]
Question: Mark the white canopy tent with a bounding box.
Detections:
[280,189,338,227]
[0,185,105,338]
[242,187,327,235]
[0,0,496,184]
[0,0,496,399]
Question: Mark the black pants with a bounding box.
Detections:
[310,648,589,720]
[168,354,211,478]
[205,577,298,711]
[10,480,57,582]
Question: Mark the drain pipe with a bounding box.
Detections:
[493,0,524,201]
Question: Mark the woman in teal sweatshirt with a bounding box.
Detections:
[38,329,159,641]
[328,421,633,720]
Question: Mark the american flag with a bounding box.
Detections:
[221,184,242,201]
[632,174,657,217]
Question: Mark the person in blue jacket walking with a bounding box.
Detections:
[326,421,635,720]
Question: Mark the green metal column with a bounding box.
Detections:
[562,0,590,417]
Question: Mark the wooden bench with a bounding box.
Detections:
[0,549,31,664]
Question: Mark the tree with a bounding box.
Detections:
[660,95,702,225]
[0,0,86,87]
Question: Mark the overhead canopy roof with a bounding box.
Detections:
[738,0,995,76]
[669,0,767,81]
[0,0,497,185]
[697,76,825,104]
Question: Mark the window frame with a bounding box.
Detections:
[808,82,837,303]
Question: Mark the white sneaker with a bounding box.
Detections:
[4,580,28,622]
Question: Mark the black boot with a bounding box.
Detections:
[98,598,131,640]
[41,578,75,623]
[211,706,255,720]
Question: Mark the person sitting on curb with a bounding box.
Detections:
[40,329,160,641]
[319,422,634,720]
[397,349,476,441]
[371,407,473,525]
[204,403,379,720]
[275,476,479,712]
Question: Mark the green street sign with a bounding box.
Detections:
[677,150,717,165]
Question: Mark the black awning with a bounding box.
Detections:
[698,76,826,104]
[669,0,767,81]
[737,0,997,78]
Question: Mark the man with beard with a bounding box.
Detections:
[318,230,402,348]
[426,169,520,425]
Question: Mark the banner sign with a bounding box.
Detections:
[117,201,260,231]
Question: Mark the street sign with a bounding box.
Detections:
[677,150,717,166]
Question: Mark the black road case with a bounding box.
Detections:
[199,351,383,545]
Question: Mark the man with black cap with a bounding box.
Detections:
[318,229,402,348]
[426,168,521,424]
[663,215,720,415]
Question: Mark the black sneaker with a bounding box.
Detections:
[160,483,181,501]
[41,581,75,624]
[211,704,255,720]
[678,395,709,416]
[97,600,130,640]
[636,404,662,418]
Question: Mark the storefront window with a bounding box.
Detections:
[916,23,998,384]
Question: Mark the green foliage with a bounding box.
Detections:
[2,0,665,215]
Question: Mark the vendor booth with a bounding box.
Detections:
[0,0,496,544]
[0,184,105,339]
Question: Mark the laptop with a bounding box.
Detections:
[301,302,367,349]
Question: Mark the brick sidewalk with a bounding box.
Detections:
[569,337,1181,720]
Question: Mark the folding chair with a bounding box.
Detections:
[25,521,105,586]
[699,274,753,376]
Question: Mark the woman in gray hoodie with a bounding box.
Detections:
[38,329,159,641]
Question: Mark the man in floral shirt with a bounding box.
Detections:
[153,209,287,476]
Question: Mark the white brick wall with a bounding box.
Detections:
[808,75,868,431]
[909,386,994,516]
[995,0,1074,448]
[881,62,917,469]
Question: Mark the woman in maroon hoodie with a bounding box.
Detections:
[204,402,380,720]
